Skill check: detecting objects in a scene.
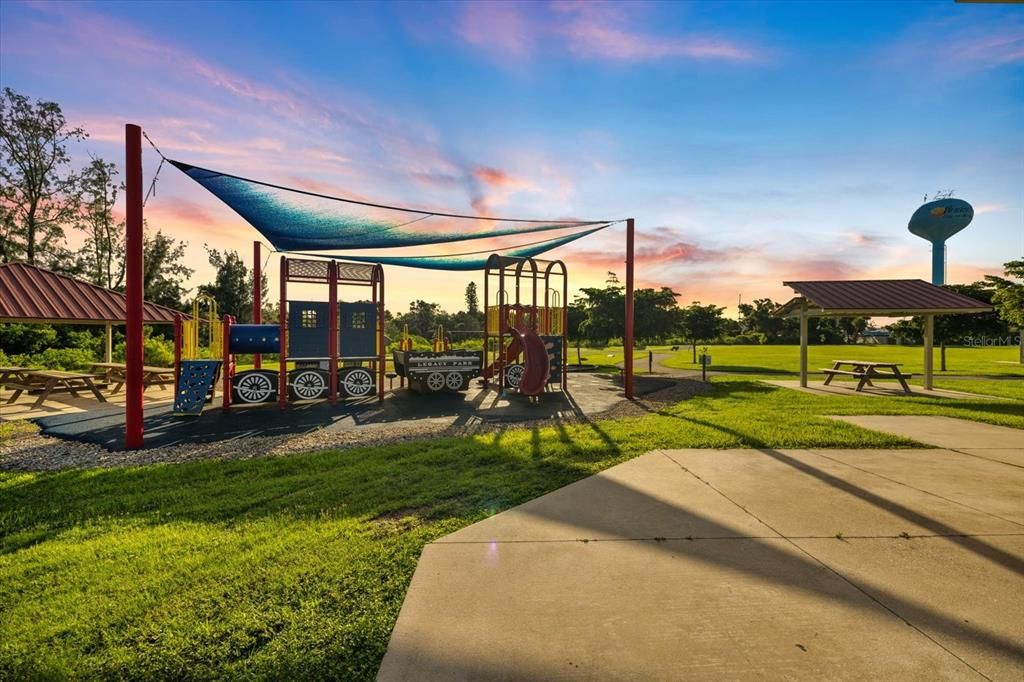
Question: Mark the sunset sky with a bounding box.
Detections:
[2,0,1021,315]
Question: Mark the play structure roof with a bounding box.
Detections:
[170,160,615,270]
[0,262,185,325]
[777,279,992,317]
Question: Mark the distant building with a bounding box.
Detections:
[861,329,891,345]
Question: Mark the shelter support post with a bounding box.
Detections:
[624,218,634,399]
[104,323,113,363]
[924,314,934,390]
[124,123,144,450]
[799,307,808,388]
[253,241,262,370]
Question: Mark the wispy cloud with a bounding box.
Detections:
[450,0,762,65]
[879,13,1024,75]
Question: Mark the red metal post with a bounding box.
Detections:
[482,268,489,388]
[328,260,338,404]
[222,315,233,411]
[498,265,506,390]
[253,240,262,370]
[377,267,385,401]
[624,218,635,399]
[173,313,182,390]
[562,271,568,392]
[124,124,144,449]
[279,256,288,411]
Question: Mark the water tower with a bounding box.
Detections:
[908,195,973,285]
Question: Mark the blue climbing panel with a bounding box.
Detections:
[173,360,223,416]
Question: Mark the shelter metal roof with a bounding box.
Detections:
[777,279,991,317]
[0,262,185,324]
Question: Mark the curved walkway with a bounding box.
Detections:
[379,419,1024,681]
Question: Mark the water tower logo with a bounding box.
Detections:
[908,195,973,285]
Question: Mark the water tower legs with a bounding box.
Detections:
[931,241,945,286]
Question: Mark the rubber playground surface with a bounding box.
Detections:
[32,373,675,450]
[379,417,1024,681]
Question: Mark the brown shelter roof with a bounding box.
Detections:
[0,262,185,324]
[777,279,991,317]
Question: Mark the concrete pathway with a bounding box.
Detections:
[379,430,1024,680]
[830,415,1024,468]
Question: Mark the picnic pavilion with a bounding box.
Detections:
[0,261,182,363]
[777,279,992,391]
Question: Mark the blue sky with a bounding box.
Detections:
[1,0,1021,312]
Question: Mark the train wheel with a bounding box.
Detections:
[505,364,524,389]
[445,372,467,391]
[425,371,446,392]
[290,369,327,401]
[340,367,375,397]
[234,371,274,403]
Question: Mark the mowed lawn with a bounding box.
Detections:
[2,378,1022,680]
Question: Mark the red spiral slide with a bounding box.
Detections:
[513,327,551,397]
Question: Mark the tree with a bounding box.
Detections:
[394,300,443,338]
[75,157,124,289]
[738,298,797,343]
[885,282,1010,369]
[576,282,624,345]
[985,259,1024,363]
[197,247,263,322]
[0,87,86,266]
[634,287,683,343]
[679,302,725,362]
[465,281,480,317]
[143,227,193,310]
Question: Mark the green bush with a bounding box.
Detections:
[114,336,175,367]
[4,347,99,371]
[0,323,58,355]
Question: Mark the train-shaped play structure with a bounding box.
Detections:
[172,251,568,415]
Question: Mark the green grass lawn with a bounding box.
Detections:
[2,377,1021,680]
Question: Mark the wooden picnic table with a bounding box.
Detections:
[89,362,176,393]
[0,366,32,384]
[822,360,913,394]
[4,370,107,408]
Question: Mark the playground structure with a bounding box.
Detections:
[172,255,386,415]
[482,255,567,397]
[122,124,636,447]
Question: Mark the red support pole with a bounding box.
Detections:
[173,314,182,390]
[377,267,385,402]
[253,240,262,370]
[222,315,233,411]
[328,260,338,404]
[483,268,489,388]
[279,256,288,411]
[124,124,144,449]
[624,218,635,400]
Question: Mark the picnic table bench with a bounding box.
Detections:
[90,362,176,393]
[3,370,107,408]
[821,360,913,394]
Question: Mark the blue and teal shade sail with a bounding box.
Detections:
[170,160,614,267]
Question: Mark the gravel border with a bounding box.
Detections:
[0,378,712,472]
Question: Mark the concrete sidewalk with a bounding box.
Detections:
[379,425,1024,680]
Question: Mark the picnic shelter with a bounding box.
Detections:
[776,279,991,390]
[0,261,184,363]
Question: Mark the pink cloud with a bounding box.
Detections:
[457,2,533,59]
[555,2,758,62]
[451,0,761,65]
[974,203,1008,215]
